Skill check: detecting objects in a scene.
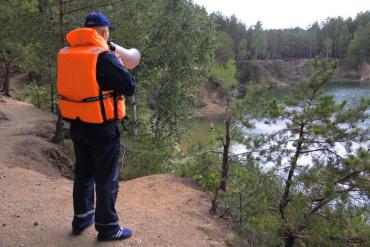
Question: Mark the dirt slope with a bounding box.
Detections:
[0,97,229,247]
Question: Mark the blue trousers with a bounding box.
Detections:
[70,120,121,235]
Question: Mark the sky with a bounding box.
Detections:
[192,0,370,29]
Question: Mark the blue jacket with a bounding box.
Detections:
[96,51,136,96]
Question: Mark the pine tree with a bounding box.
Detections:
[251,59,370,246]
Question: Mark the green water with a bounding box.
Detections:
[181,117,224,150]
[185,82,370,148]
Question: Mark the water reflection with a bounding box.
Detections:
[186,82,370,151]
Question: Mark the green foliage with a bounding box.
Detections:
[237,38,248,60]
[174,150,220,191]
[209,58,238,93]
[215,32,235,64]
[237,60,259,83]
[119,136,174,180]
[140,0,216,144]
[0,0,41,95]
[173,129,223,191]
[251,21,267,59]
[3,3,370,102]
[211,10,370,70]
[16,81,51,110]
[347,23,370,68]
[321,17,351,59]
[248,60,370,245]
[323,37,333,58]
[223,160,282,245]
[179,60,370,246]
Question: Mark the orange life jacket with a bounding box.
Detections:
[57,28,125,124]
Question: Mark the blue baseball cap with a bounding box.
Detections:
[84,12,113,30]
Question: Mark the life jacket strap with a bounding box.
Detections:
[59,93,113,103]
[113,92,118,120]
[98,89,107,122]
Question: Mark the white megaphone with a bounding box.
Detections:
[109,42,141,70]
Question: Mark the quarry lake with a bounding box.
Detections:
[184,82,370,150]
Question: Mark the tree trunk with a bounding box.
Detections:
[47,57,55,113]
[279,122,305,219]
[284,234,296,247]
[52,0,65,143]
[326,51,329,65]
[4,62,10,97]
[210,99,231,214]
[154,116,162,142]
[131,95,139,140]
[0,66,4,92]
[220,104,231,191]
[52,108,65,144]
[239,191,243,236]
[278,122,305,247]
[210,185,219,215]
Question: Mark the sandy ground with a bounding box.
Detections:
[198,87,226,119]
[199,97,225,119]
[0,97,230,247]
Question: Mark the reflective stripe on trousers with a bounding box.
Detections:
[95,221,120,226]
[75,209,95,218]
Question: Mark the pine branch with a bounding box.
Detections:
[63,1,123,15]
[330,235,370,244]
[300,148,343,159]
[279,122,305,221]
[310,185,355,214]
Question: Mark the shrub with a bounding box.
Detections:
[16,81,51,111]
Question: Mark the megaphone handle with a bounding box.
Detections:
[107,41,116,52]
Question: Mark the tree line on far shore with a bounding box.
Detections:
[212,11,370,67]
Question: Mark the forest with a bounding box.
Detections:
[1,0,369,246]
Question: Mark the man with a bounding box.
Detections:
[56,12,135,241]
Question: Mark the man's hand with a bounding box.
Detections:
[107,41,116,52]
[108,42,125,67]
